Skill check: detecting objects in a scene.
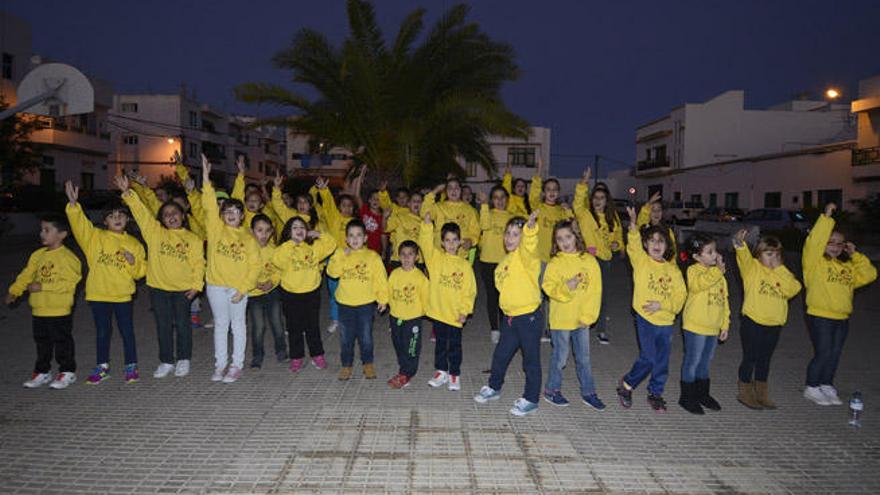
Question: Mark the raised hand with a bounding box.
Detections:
[844,241,856,256]
[184,178,195,193]
[273,170,284,189]
[824,202,837,217]
[64,181,79,206]
[536,154,544,176]
[504,162,512,175]
[315,176,328,189]
[733,229,748,248]
[236,154,246,174]
[431,183,445,195]
[649,191,662,204]
[580,166,592,185]
[527,209,540,229]
[625,206,637,229]
[201,154,212,183]
[113,174,130,192]
[172,150,182,164]
[307,230,321,240]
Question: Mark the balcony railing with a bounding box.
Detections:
[637,157,670,171]
[853,146,880,166]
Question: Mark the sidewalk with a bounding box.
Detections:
[0,247,878,494]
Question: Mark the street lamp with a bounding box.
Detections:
[825,88,841,99]
[167,138,175,144]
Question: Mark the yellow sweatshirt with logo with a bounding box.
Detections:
[574,183,623,261]
[122,190,204,293]
[502,172,530,217]
[682,264,730,335]
[249,243,282,297]
[418,221,477,327]
[735,244,802,326]
[317,187,354,246]
[231,173,281,234]
[528,176,574,262]
[326,247,389,306]
[385,206,422,262]
[388,267,429,321]
[479,205,512,264]
[9,246,82,317]
[495,223,542,317]
[626,228,686,325]
[271,235,337,293]
[66,203,146,302]
[201,181,261,295]
[420,192,480,258]
[802,214,877,320]
[542,251,603,330]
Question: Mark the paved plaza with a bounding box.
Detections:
[0,241,878,494]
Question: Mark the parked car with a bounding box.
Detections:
[664,200,705,225]
[742,208,809,233]
[696,207,744,222]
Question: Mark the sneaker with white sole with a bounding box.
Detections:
[153,363,175,378]
[474,385,501,404]
[326,320,339,334]
[211,367,225,382]
[490,330,500,344]
[428,370,448,388]
[48,372,76,389]
[174,360,190,377]
[448,375,461,391]
[819,385,843,405]
[597,332,610,345]
[222,366,242,383]
[804,386,832,406]
[23,372,53,388]
[510,398,539,416]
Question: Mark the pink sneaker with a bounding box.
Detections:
[289,358,304,373]
[311,355,327,369]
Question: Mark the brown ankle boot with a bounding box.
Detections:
[754,381,777,409]
[338,367,353,381]
[737,380,763,410]
[363,363,377,379]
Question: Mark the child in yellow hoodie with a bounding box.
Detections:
[420,179,480,259]
[501,162,530,217]
[246,214,287,370]
[474,211,545,416]
[540,219,604,410]
[386,241,430,389]
[64,181,146,386]
[117,175,204,380]
[384,190,424,270]
[200,156,261,384]
[733,229,802,409]
[678,233,729,415]
[272,216,337,373]
[477,186,513,344]
[802,203,877,406]
[616,206,686,413]
[419,213,477,391]
[316,176,357,334]
[7,214,82,390]
[326,219,389,380]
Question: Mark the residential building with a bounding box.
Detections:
[851,75,880,183]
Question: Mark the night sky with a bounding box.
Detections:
[5,0,879,177]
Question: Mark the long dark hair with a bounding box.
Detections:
[550,219,586,257]
[589,182,618,232]
[684,232,715,266]
[279,216,315,245]
[640,224,675,262]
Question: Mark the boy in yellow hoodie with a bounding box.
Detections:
[383,189,423,271]
[65,181,146,386]
[247,214,287,370]
[802,203,877,406]
[386,241,430,389]
[327,219,389,380]
[616,206,686,413]
[419,213,477,391]
[7,214,82,390]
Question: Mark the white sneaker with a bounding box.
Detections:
[491,330,500,344]
[153,363,175,378]
[474,385,501,404]
[819,385,843,405]
[222,366,242,383]
[174,360,191,377]
[448,375,461,391]
[326,320,339,334]
[211,367,225,382]
[23,372,53,388]
[510,398,539,416]
[49,372,76,390]
[428,370,448,388]
[804,386,832,406]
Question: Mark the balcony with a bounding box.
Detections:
[29,123,110,155]
[636,156,671,172]
[852,146,880,180]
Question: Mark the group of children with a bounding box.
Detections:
[7,158,876,417]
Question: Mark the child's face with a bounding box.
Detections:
[461,186,473,204]
[252,221,273,246]
[555,227,578,254]
[399,246,417,270]
[289,220,307,243]
[442,231,461,255]
[296,195,311,215]
[368,192,381,211]
[513,179,527,197]
[40,221,67,248]
[759,249,781,268]
[491,191,508,210]
[504,224,523,252]
[644,232,667,261]
[824,232,845,259]
[395,191,409,207]
[592,191,608,212]
[650,203,663,224]
[339,198,354,217]
[694,242,718,267]
[282,192,295,208]
[221,205,244,228]
[155,188,170,204]
[544,181,560,204]
[244,185,260,198]
[408,194,423,215]
[446,181,462,201]
[347,226,366,250]
[104,211,129,233]
[245,192,263,213]
[160,205,184,230]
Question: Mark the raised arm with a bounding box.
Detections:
[231,155,246,201]
[200,155,220,230]
[63,180,95,249]
[118,175,160,243]
[733,229,755,281]
[418,214,436,269]
[573,167,591,217]
[803,203,835,267]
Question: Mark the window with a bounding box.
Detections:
[653,145,668,165]
[188,142,198,158]
[123,135,138,145]
[724,192,739,208]
[81,172,95,190]
[189,111,198,127]
[465,162,477,177]
[673,191,681,201]
[120,102,138,113]
[709,193,717,208]
[2,53,12,80]
[803,191,813,208]
[764,192,781,208]
[508,147,536,167]
[690,194,702,203]
[817,189,842,208]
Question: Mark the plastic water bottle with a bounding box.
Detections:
[849,391,863,428]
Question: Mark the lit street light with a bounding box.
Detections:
[825,88,841,99]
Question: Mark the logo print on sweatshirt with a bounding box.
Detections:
[825,266,853,286]
[757,279,786,299]
[393,284,418,306]
[342,262,370,283]
[39,262,57,285]
[97,249,128,270]
[216,240,245,262]
[291,249,318,271]
[159,240,189,262]
[647,272,673,299]
[440,270,465,290]
[707,287,727,307]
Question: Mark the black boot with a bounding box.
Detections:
[696,378,721,411]
[678,380,704,415]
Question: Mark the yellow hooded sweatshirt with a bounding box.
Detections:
[682,263,730,335]
[542,251,602,330]
[626,227,686,326]
[418,221,476,327]
[271,235,337,294]
[9,246,82,316]
[495,223,542,317]
[201,181,261,295]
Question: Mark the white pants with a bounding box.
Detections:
[206,285,248,369]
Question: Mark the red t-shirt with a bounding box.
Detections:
[360,204,384,254]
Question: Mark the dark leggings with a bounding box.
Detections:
[281,288,324,359]
[479,261,501,331]
[737,315,781,383]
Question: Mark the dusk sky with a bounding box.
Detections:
[6,0,879,177]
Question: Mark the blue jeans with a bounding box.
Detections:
[89,301,136,366]
[433,320,463,376]
[623,313,673,396]
[488,310,543,403]
[339,303,375,366]
[149,288,192,364]
[546,327,596,396]
[327,277,339,321]
[805,315,849,387]
[681,330,718,382]
[247,288,287,365]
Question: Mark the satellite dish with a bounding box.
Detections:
[0,63,94,120]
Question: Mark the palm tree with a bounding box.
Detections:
[235,0,529,187]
